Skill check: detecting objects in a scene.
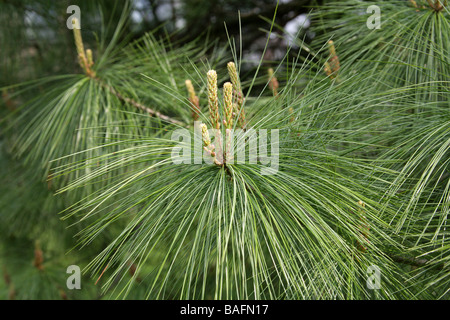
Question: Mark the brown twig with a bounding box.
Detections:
[387,254,446,270]
[98,79,184,126]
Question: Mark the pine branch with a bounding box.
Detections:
[388,254,446,271]
[97,78,185,126]
[69,15,185,127]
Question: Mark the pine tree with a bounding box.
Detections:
[0,0,448,300]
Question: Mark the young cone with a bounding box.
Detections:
[268,68,279,96]
[223,82,234,164]
[324,40,340,79]
[227,62,246,129]
[207,70,220,129]
[200,123,221,165]
[185,79,200,120]
[72,18,95,77]
[201,123,211,147]
[86,49,94,68]
[223,82,233,129]
[356,201,370,253]
[33,240,44,271]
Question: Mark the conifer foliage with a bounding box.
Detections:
[0,0,449,300]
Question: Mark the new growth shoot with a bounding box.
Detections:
[72,18,95,78]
